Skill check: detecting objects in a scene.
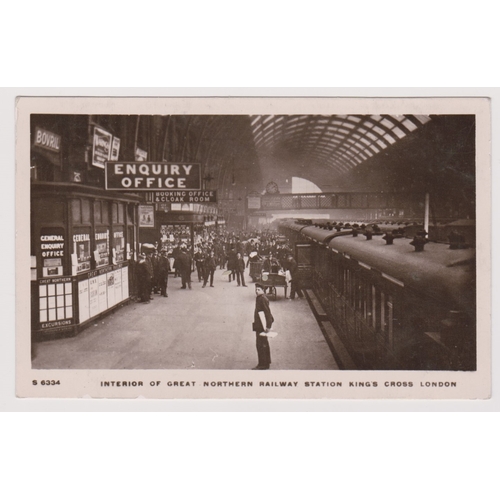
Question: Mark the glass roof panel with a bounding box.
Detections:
[380,118,394,129]
[402,119,418,132]
[250,116,261,126]
[384,134,396,144]
[414,115,431,124]
[393,127,406,139]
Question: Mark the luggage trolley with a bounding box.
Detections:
[260,272,288,300]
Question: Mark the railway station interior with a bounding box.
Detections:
[30,113,476,371]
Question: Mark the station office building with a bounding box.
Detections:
[30,115,144,338]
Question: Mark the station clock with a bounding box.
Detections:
[265,181,279,194]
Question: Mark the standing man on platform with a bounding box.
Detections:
[252,283,274,370]
[194,247,205,282]
[202,250,217,288]
[158,249,171,297]
[137,253,152,303]
[178,246,193,289]
[145,252,155,300]
[286,254,304,300]
[235,252,247,287]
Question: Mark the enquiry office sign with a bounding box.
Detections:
[105,162,201,190]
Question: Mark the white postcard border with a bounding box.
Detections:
[14,93,492,402]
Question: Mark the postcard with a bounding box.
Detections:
[16,96,491,399]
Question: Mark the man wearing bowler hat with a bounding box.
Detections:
[158,249,171,297]
[252,283,274,370]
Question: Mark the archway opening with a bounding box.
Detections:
[291,177,322,193]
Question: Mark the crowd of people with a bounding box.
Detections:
[134,227,304,303]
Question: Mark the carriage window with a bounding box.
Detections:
[380,292,386,333]
[387,297,394,349]
[296,244,311,265]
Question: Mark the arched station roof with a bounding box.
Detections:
[249,114,432,176]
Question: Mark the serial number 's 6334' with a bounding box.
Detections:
[32,380,60,386]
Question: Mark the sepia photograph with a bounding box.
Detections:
[15,96,491,399]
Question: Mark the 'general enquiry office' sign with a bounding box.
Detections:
[105,162,201,190]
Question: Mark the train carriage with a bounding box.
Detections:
[326,236,475,370]
[278,219,476,371]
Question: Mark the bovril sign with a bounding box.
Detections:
[105,162,201,190]
[34,127,61,153]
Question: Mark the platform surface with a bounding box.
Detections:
[32,268,339,371]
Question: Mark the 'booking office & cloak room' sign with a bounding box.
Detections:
[105,162,201,190]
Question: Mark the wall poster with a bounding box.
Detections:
[139,205,155,228]
[106,271,115,308]
[95,229,109,267]
[92,126,112,168]
[88,275,99,318]
[97,273,107,314]
[73,230,91,273]
[78,279,89,323]
[113,229,125,263]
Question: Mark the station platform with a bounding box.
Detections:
[32,268,339,370]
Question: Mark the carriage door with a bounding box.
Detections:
[295,243,312,289]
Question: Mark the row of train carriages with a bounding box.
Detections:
[278,218,476,371]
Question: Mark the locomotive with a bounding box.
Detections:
[278,219,476,371]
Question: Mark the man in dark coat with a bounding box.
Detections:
[286,254,304,299]
[252,283,274,370]
[202,250,217,288]
[157,249,171,297]
[145,253,155,300]
[226,247,237,282]
[151,251,160,294]
[172,246,181,277]
[235,252,247,287]
[178,247,193,289]
[194,247,205,282]
[136,253,152,303]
